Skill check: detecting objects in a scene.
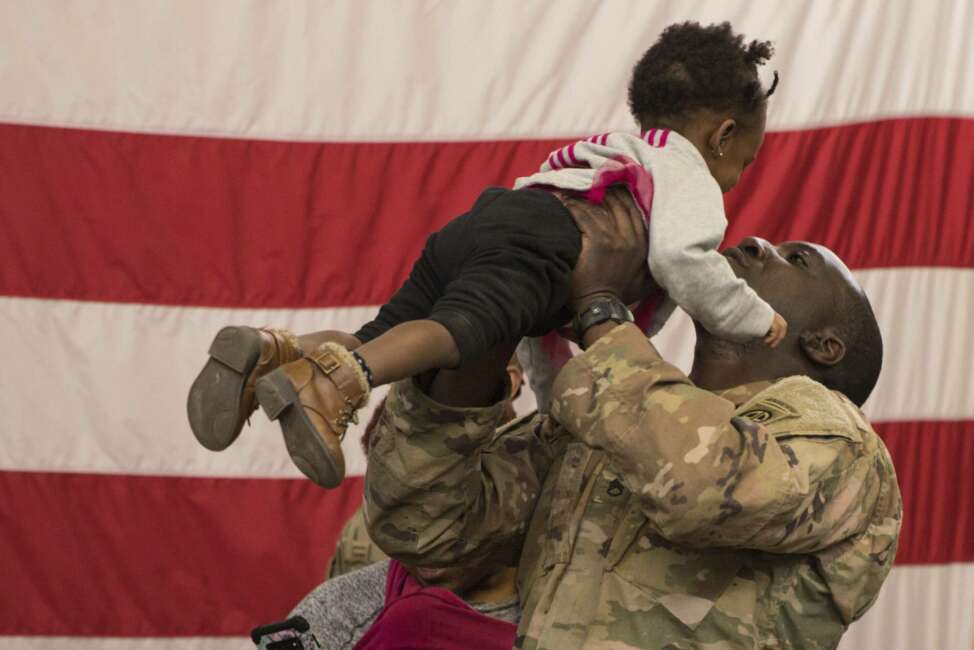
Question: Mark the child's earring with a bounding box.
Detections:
[712,148,724,158]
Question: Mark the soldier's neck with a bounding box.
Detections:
[465,566,518,605]
[689,331,790,392]
[690,356,764,392]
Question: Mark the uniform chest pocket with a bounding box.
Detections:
[608,515,743,630]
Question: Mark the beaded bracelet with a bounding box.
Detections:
[351,350,375,388]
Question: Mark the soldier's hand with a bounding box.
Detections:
[562,186,651,312]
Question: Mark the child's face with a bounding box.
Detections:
[709,105,767,193]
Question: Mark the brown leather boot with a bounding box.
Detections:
[255,342,370,489]
[187,326,303,451]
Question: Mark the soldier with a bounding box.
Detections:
[362,189,902,649]
[327,355,525,579]
[273,360,528,649]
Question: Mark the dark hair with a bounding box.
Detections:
[628,21,778,129]
[824,289,884,406]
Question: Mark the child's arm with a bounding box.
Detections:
[646,154,779,343]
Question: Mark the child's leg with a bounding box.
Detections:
[342,190,582,389]
[256,323,459,489]
[299,223,448,360]
[297,329,362,353]
[418,189,581,365]
[354,320,459,385]
[249,228,456,489]
[353,232,445,346]
[255,188,580,489]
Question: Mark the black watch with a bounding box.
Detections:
[572,297,634,344]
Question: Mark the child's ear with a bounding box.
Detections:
[719,119,737,143]
[707,119,737,156]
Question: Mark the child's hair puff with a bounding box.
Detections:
[628,22,778,129]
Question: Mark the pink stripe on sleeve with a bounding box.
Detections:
[645,128,657,145]
[599,133,608,146]
[566,143,579,165]
[547,153,559,169]
[658,129,670,147]
[556,148,569,168]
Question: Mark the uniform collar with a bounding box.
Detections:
[714,380,774,407]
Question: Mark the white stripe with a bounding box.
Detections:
[854,267,974,422]
[0,301,382,478]
[838,562,974,650]
[1,1,971,142]
[1,564,971,648]
[2,267,971,477]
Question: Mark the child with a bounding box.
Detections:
[187,21,786,488]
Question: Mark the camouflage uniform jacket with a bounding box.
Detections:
[365,324,902,649]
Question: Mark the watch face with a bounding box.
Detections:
[574,298,633,340]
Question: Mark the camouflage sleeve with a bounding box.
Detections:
[550,323,897,554]
[363,378,557,568]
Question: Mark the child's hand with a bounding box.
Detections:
[764,312,788,348]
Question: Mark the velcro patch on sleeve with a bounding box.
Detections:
[738,396,800,426]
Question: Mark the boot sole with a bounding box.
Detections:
[255,369,344,489]
[186,326,262,451]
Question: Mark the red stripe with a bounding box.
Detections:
[599,133,609,146]
[547,153,558,169]
[658,129,669,147]
[0,421,971,635]
[645,128,657,145]
[0,471,365,636]
[875,420,974,566]
[0,117,971,308]
[724,117,974,265]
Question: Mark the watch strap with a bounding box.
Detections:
[572,297,634,344]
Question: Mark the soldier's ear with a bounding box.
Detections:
[799,327,846,367]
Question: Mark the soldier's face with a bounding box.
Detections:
[722,237,855,336]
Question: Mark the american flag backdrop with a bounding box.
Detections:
[1,1,972,648]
